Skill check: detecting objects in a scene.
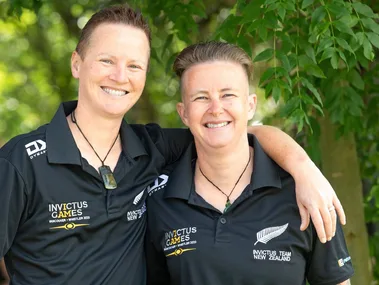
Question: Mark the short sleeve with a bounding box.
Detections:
[0,158,27,257]
[145,124,193,165]
[306,221,354,285]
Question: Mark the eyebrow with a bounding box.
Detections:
[189,87,236,98]
[97,53,147,65]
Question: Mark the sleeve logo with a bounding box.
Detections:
[254,223,289,246]
[25,139,46,159]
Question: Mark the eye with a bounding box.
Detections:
[100,59,113,64]
[193,96,208,101]
[223,93,236,98]
[129,64,142,70]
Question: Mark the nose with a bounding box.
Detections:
[109,65,129,83]
[208,98,224,117]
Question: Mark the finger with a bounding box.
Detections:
[329,207,337,237]
[298,204,310,231]
[333,195,346,225]
[309,208,327,243]
[320,206,333,241]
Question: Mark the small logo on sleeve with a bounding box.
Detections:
[25,139,46,159]
[147,174,169,196]
[338,256,351,267]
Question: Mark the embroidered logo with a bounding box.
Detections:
[338,256,351,267]
[127,203,146,221]
[25,139,46,159]
[164,227,197,257]
[147,174,169,196]
[254,223,288,246]
[48,201,91,230]
[133,190,145,205]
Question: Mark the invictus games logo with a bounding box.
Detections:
[25,139,46,159]
[48,201,90,230]
[164,227,197,257]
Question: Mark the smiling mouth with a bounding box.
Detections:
[101,87,129,96]
[205,122,230,128]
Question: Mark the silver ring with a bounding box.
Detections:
[328,206,335,212]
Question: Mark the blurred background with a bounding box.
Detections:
[0,0,378,284]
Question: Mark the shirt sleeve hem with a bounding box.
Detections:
[310,271,354,285]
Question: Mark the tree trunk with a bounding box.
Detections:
[319,115,372,285]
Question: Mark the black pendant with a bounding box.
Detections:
[99,165,117,190]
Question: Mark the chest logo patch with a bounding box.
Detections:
[48,201,91,230]
[254,223,288,246]
[164,227,197,257]
[253,223,291,262]
[133,190,145,205]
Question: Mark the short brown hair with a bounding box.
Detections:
[76,5,151,58]
[173,41,253,81]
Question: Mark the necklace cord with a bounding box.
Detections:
[198,150,251,206]
[70,110,119,166]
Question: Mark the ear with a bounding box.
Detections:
[176,102,189,127]
[247,93,257,121]
[71,51,82,79]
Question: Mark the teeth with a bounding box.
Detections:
[206,122,228,128]
[102,87,127,96]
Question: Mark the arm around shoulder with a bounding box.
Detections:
[247,125,346,243]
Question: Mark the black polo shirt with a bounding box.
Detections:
[0,101,191,285]
[146,135,354,285]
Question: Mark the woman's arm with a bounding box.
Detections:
[248,125,346,243]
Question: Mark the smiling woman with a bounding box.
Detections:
[145,42,354,285]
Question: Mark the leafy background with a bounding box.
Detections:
[0,0,378,284]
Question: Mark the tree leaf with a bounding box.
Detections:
[363,37,374,61]
[305,45,316,63]
[259,67,276,86]
[319,47,335,62]
[348,69,365,90]
[272,85,281,102]
[336,38,355,54]
[304,64,326,78]
[367,32,379,49]
[277,53,291,72]
[333,20,355,36]
[301,77,323,105]
[253,48,274,62]
[331,51,339,69]
[278,5,286,21]
[352,2,377,18]
[301,0,314,10]
[361,18,379,34]
[311,6,326,25]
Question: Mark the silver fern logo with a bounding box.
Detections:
[254,223,289,246]
[133,190,145,205]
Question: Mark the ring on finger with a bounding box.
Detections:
[328,206,335,212]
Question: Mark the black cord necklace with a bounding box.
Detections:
[71,110,118,190]
[198,150,251,213]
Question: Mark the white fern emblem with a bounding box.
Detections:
[254,223,289,246]
[133,190,145,205]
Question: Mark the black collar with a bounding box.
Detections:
[46,101,147,165]
[164,134,282,200]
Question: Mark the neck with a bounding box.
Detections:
[196,139,252,189]
[68,102,122,149]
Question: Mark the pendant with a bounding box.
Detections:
[224,198,231,213]
[99,165,117,190]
